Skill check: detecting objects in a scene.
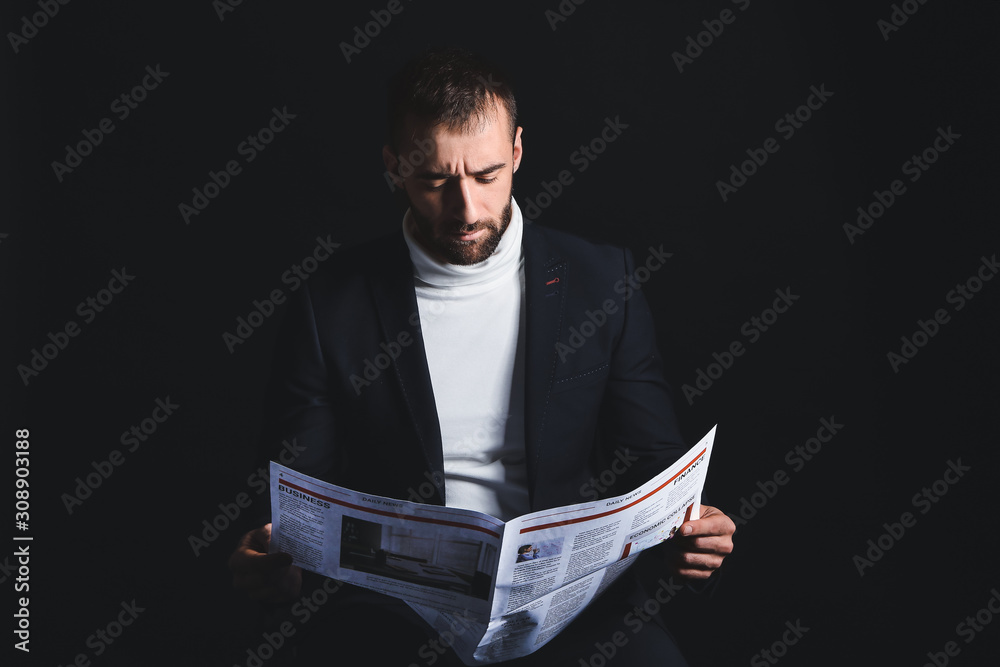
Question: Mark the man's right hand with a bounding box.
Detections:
[229,523,302,604]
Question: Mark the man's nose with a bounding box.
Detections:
[446,178,482,224]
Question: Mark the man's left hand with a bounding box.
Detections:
[665,505,735,580]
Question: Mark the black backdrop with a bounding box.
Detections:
[4,1,999,665]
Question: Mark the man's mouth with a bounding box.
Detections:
[451,228,486,242]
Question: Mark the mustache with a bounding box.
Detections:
[451,221,495,233]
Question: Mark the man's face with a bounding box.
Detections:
[384,104,523,266]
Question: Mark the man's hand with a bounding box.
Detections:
[228,523,302,603]
[664,505,735,580]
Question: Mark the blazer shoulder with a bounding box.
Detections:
[305,229,407,289]
[525,223,628,273]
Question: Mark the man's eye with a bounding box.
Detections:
[423,177,496,190]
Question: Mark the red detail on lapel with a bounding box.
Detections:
[545,277,560,285]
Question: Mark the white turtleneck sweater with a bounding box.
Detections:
[400,198,530,522]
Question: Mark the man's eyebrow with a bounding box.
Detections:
[415,163,507,179]
[469,162,507,177]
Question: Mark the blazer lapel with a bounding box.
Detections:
[368,230,445,502]
[522,223,567,509]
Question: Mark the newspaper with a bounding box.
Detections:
[268,426,716,664]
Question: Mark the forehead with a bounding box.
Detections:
[399,108,511,171]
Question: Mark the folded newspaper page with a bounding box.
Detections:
[269,426,716,664]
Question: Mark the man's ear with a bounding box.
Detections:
[382,145,404,190]
[512,126,523,174]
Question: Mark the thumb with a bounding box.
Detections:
[680,505,719,535]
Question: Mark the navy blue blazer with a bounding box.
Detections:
[259,221,688,512]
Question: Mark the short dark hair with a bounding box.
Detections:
[386,47,518,152]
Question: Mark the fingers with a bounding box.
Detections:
[228,524,294,577]
[229,524,303,603]
[666,548,725,580]
[679,505,737,539]
[673,534,734,555]
[240,523,272,554]
[666,505,736,579]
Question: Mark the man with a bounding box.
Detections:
[230,47,735,665]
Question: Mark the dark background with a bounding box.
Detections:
[4,1,999,665]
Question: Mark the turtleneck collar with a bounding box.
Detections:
[401,197,524,288]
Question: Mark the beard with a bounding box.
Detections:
[408,192,513,266]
